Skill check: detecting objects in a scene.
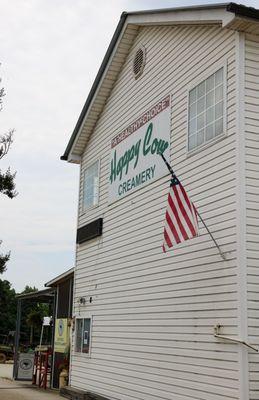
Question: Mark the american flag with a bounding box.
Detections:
[162,176,199,252]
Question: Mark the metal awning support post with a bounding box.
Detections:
[160,153,227,261]
[50,290,57,389]
[13,298,22,379]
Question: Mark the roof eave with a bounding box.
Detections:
[16,288,55,301]
[61,2,259,163]
[45,267,74,287]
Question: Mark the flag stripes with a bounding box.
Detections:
[162,177,199,252]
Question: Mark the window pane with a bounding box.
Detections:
[206,90,214,108]
[197,97,205,114]
[189,88,196,104]
[93,177,99,205]
[205,123,214,141]
[188,134,196,151]
[197,130,204,146]
[83,161,99,210]
[215,101,223,120]
[197,82,205,98]
[206,75,214,92]
[215,85,223,103]
[215,68,223,86]
[189,103,196,119]
[197,113,205,130]
[85,193,94,209]
[75,319,83,352]
[82,319,91,354]
[189,118,196,134]
[188,67,224,151]
[215,118,223,136]
[206,107,214,125]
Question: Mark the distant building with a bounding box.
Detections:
[45,268,74,389]
[62,3,259,400]
[14,268,74,390]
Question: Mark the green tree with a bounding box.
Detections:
[19,286,49,346]
[0,69,17,273]
[0,243,10,274]
[0,279,16,335]
[27,310,43,345]
[0,134,16,198]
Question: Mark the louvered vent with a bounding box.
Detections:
[133,46,146,79]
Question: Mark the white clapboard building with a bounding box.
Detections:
[61,3,259,400]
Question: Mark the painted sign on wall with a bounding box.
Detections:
[109,95,171,202]
[54,318,68,353]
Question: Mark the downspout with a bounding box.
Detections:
[235,31,249,400]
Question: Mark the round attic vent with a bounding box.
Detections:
[133,45,146,79]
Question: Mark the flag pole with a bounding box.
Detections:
[195,209,227,260]
[160,153,227,260]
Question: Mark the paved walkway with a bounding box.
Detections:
[0,364,60,400]
[0,378,60,400]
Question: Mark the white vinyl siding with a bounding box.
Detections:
[72,25,240,400]
[245,34,259,400]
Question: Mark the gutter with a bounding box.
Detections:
[126,3,229,16]
[227,2,259,20]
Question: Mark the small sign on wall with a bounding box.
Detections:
[54,318,68,353]
[109,95,171,203]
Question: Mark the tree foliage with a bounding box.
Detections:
[0,279,16,336]
[0,132,17,199]
[0,282,51,345]
[19,286,50,346]
[0,130,13,159]
[0,68,17,273]
[0,242,10,274]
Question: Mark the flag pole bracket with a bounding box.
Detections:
[214,324,258,352]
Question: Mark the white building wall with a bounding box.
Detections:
[71,25,240,400]
[245,33,259,400]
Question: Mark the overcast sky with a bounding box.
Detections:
[1,0,258,292]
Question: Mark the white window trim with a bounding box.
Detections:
[186,61,227,157]
[74,313,93,358]
[82,159,100,214]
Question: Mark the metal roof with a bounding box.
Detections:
[16,287,55,302]
[45,267,74,287]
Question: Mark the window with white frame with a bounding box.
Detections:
[188,67,224,151]
[75,318,91,354]
[83,160,99,210]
